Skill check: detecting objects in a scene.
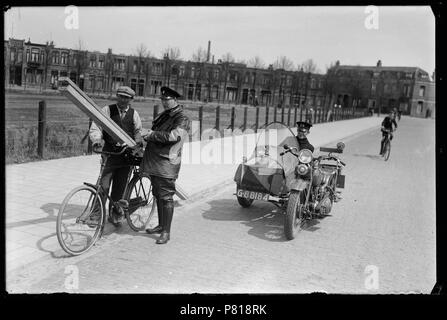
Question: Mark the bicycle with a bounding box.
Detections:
[56,146,156,256]
[380,128,393,161]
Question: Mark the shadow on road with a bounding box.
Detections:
[201,198,321,242]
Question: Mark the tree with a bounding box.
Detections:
[134,43,152,96]
[162,46,181,60]
[299,58,319,74]
[247,56,265,69]
[221,52,235,63]
[191,47,207,62]
[272,55,294,71]
[73,39,89,91]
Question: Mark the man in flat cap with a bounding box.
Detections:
[296,120,314,153]
[89,86,143,226]
[142,86,190,244]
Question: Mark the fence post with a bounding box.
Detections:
[281,106,285,123]
[273,105,277,122]
[215,105,220,132]
[198,106,203,140]
[153,104,159,119]
[230,106,235,131]
[87,118,93,154]
[313,109,317,124]
[255,107,259,132]
[37,100,47,158]
[287,105,292,126]
[265,106,269,126]
[294,105,298,125]
[243,106,248,131]
[300,107,303,122]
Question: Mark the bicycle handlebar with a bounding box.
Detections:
[93,146,128,156]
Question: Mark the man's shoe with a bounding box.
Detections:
[145,225,163,234]
[156,232,170,244]
[108,211,124,227]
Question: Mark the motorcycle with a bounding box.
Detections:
[280,142,346,239]
[233,121,346,240]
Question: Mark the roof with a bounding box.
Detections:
[337,65,426,74]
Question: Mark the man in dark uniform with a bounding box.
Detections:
[380,111,398,155]
[89,86,143,226]
[142,86,190,244]
[296,120,314,153]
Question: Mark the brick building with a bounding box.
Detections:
[4,38,435,118]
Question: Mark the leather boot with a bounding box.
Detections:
[146,197,163,234]
[156,199,173,244]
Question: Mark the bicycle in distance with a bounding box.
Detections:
[380,128,393,161]
[56,146,156,256]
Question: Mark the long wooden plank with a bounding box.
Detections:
[58,77,136,147]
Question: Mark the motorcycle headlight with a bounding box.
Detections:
[298,149,313,164]
[296,164,309,175]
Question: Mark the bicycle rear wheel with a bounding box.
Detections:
[383,140,391,161]
[124,174,156,232]
[56,185,105,256]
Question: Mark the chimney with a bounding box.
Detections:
[335,60,340,67]
[377,60,382,67]
[207,41,211,62]
[212,55,215,64]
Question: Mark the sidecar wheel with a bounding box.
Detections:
[237,196,254,208]
[284,190,305,240]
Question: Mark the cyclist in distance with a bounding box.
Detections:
[380,111,398,155]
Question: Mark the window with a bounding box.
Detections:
[52,51,60,64]
[417,101,423,113]
[17,49,23,63]
[98,57,104,68]
[419,86,425,97]
[89,55,96,68]
[384,84,389,93]
[31,49,39,62]
[405,72,413,79]
[50,70,58,84]
[40,51,45,63]
[403,84,410,97]
[179,65,185,76]
[96,76,104,90]
[152,62,162,75]
[26,49,30,62]
[310,78,316,89]
[10,48,16,62]
[244,73,250,83]
[371,82,376,93]
[61,52,68,65]
[213,69,219,79]
[114,58,125,70]
[190,66,195,78]
[89,75,95,89]
[133,61,138,72]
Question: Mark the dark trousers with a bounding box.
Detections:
[380,131,393,153]
[100,164,132,214]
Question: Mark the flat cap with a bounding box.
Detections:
[160,86,181,99]
[116,86,135,98]
[296,120,313,131]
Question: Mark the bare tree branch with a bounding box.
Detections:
[162,46,181,60]
[272,55,294,71]
[247,56,265,69]
[299,58,320,73]
[191,47,207,62]
[221,52,235,63]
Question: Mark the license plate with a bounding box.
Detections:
[236,189,269,201]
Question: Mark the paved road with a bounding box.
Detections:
[7,117,435,293]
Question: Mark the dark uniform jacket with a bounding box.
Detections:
[141,105,190,179]
[103,104,140,167]
[297,136,314,153]
[382,116,397,131]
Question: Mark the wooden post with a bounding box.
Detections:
[87,118,93,154]
[199,106,203,139]
[294,105,298,125]
[265,106,269,126]
[255,107,259,132]
[287,105,292,126]
[243,106,248,131]
[273,105,277,122]
[153,104,159,120]
[281,106,285,124]
[37,100,47,158]
[230,106,235,131]
[215,105,220,132]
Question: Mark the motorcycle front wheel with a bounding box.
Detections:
[284,190,306,240]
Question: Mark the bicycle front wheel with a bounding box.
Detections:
[56,185,105,256]
[124,174,156,232]
[383,140,391,161]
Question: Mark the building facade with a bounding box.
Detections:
[4,38,435,118]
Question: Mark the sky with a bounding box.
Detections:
[4,6,436,74]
